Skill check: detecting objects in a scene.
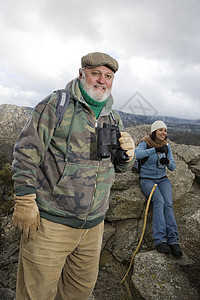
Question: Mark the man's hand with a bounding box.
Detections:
[119,132,135,162]
[12,194,40,240]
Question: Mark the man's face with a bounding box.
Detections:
[79,66,114,101]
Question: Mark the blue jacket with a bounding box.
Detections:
[135,141,176,179]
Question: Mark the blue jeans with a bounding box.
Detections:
[140,177,179,246]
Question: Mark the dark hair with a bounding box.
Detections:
[150,131,156,141]
[150,130,167,141]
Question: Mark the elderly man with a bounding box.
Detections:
[12,52,135,300]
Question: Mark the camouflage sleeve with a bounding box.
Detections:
[12,93,57,195]
[114,153,136,173]
[112,110,136,173]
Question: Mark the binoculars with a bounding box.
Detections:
[97,123,129,162]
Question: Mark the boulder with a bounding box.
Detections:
[183,210,200,267]
[100,125,200,299]
[132,251,200,300]
[106,172,146,221]
[190,164,200,183]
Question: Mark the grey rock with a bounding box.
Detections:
[102,222,115,249]
[105,219,139,262]
[190,164,200,183]
[102,125,200,299]
[106,171,146,221]
[132,251,200,300]
[0,287,15,300]
[183,210,200,267]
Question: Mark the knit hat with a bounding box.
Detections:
[151,120,167,133]
[81,52,119,73]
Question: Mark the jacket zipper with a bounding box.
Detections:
[81,119,99,228]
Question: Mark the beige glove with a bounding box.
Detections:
[119,132,135,162]
[12,194,40,240]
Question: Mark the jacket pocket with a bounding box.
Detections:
[91,163,115,216]
[51,162,98,214]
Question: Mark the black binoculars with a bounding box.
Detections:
[97,123,129,162]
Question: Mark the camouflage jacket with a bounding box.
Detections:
[12,78,135,229]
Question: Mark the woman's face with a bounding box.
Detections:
[155,128,167,141]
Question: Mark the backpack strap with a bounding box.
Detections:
[110,110,118,125]
[54,89,70,131]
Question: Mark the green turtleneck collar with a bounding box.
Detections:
[79,80,108,118]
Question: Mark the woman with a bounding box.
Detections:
[135,120,182,257]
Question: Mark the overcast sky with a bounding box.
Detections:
[0,0,200,120]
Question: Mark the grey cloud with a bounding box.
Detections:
[0,0,200,119]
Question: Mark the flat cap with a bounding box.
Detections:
[81,52,119,73]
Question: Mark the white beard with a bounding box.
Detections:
[80,76,111,102]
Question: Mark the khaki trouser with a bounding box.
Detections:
[16,218,104,300]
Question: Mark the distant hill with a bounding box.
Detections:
[117,110,200,127]
[0,104,200,162]
[0,104,33,139]
[0,104,33,160]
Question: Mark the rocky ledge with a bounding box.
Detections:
[99,125,200,299]
[0,124,200,299]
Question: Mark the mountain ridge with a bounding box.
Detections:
[0,104,200,152]
[1,103,200,126]
[116,110,200,126]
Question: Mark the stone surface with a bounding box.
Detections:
[132,251,200,300]
[191,164,200,183]
[101,126,200,299]
[183,210,200,267]
[106,172,146,221]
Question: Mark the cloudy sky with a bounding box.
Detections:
[0,0,200,120]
